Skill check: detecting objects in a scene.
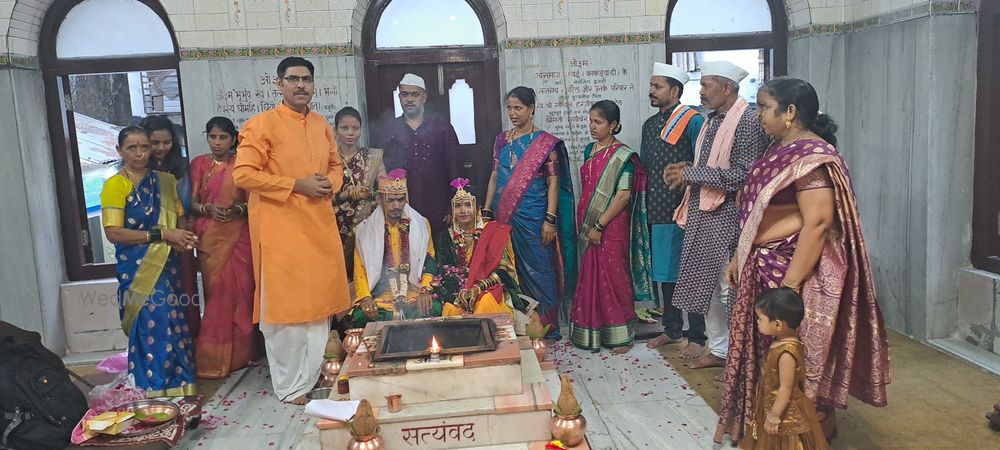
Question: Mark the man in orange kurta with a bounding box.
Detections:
[233,57,350,403]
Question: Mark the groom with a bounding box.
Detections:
[350,169,440,327]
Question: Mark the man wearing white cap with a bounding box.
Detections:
[663,61,768,369]
[377,73,462,234]
[639,63,706,350]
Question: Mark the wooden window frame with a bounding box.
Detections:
[973,0,1000,273]
[360,0,502,199]
[360,0,501,111]
[40,0,185,281]
[664,0,788,78]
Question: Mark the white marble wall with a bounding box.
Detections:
[179,54,364,158]
[787,34,846,129]
[501,43,664,192]
[787,13,978,338]
[923,13,977,339]
[0,68,66,353]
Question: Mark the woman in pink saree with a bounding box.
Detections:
[569,100,652,353]
[190,117,259,379]
[716,78,890,443]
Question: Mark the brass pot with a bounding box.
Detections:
[531,338,548,362]
[550,413,587,447]
[320,358,342,385]
[346,433,385,450]
[343,328,364,354]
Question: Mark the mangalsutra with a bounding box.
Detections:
[506,126,535,170]
[341,149,364,187]
[780,129,814,146]
[587,139,616,179]
[121,167,147,184]
[122,168,155,215]
[505,124,535,143]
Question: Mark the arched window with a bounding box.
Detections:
[665,0,787,105]
[375,0,485,48]
[362,0,501,199]
[41,0,184,281]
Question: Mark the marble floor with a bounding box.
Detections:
[543,340,719,450]
[173,339,720,450]
[179,364,317,449]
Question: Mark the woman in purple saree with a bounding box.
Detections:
[716,78,890,443]
[485,87,577,341]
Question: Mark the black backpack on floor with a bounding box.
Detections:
[0,322,89,450]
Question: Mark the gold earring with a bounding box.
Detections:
[784,119,792,129]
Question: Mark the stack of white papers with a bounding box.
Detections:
[304,400,361,421]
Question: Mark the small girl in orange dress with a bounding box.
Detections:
[740,288,829,450]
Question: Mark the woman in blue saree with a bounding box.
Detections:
[101,126,200,396]
[484,86,577,341]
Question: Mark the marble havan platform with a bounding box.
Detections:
[319,314,557,449]
[344,316,524,407]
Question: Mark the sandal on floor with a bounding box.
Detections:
[635,309,657,324]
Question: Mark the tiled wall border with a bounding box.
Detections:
[504,32,664,49]
[180,45,354,60]
[3,46,357,66]
[176,32,666,60]
[790,0,979,39]
[0,53,38,69]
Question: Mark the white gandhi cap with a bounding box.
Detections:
[399,73,426,90]
[700,61,749,83]
[652,62,689,85]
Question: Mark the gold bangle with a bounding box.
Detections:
[780,281,801,290]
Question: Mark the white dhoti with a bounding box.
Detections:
[705,272,730,359]
[260,270,329,402]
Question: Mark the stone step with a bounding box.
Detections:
[318,346,558,449]
[344,319,525,407]
[321,408,552,449]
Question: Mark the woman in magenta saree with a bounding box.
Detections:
[569,101,652,352]
[716,78,890,442]
[485,87,577,340]
[190,117,259,379]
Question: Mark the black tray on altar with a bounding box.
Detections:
[371,317,498,362]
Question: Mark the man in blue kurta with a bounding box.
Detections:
[641,63,705,350]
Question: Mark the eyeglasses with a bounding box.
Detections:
[282,75,314,85]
